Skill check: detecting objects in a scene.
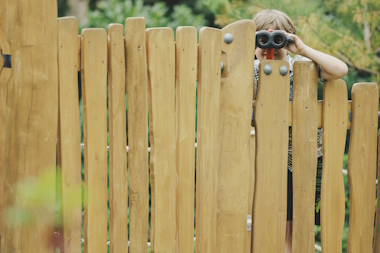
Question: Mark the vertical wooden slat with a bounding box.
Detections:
[125,17,149,253]
[347,83,378,253]
[0,0,11,236]
[146,28,176,253]
[57,17,82,253]
[175,26,197,253]
[248,128,255,253]
[195,27,222,253]
[292,61,318,253]
[81,28,108,253]
[374,129,380,253]
[321,79,347,253]
[108,24,128,253]
[252,60,290,252]
[1,0,58,252]
[217,20,255,253]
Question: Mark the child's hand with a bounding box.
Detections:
[283,32,306,56]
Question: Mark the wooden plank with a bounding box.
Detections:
[248,128,255,253]
[347,83,378,253]
[175,26,197,253]
[81,28,108,253]
[57,17,82,253]
[1,0,58,252]
[292,61,318,253]
[195,27,222,253]
[125,17,149,253]
[146,27,176,253]
[217,20,255,253]
[320,79,347,253]
[0,0,11,236]
[252,60,290,252]
[253,100,352,129]
[374,129,380,253]
[108,24,128,253]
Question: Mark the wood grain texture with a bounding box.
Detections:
[253,100,352,129]
[217,20,255,253]
[0,0,11,236]
[108,24,128,253]
[57,17,82,253]
[195,27,222,253]
[320,79,347,253]
[252,60,290,252]
[374,129,380,253]
[146,28,176,253]
[347,83,378,253]
[248,128,255,253]
[1,0,58,252]
[292,61,318,253]
[125,17,149,253]
[175,26,197,253]
[81,28,108,253]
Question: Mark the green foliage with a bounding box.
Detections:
[87,0,206,30]
[57,0,69,17]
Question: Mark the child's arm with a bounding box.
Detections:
[284,32,348,80]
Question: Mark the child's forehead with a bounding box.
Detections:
[256,21,291,33]
[257,25,281,31]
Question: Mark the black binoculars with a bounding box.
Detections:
[256,30,294,49]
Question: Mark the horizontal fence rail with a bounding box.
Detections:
[0,14,379,253]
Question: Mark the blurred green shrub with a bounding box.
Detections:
[87,0,206,30]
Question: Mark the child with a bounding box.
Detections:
[252,9,348,253]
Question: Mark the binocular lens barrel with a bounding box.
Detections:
[256,30,291,49]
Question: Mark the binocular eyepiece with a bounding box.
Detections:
[256,30,294,49]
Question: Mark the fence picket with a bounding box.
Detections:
[217,20,255,253]
[347,83,378,253]
[195,27,222,253]
[175,26,197,253]
[1,1,58,252]
[57,17,82,253]
[321,79,347,253]
[81,28,108,253]
[147,28,176,253]
[126,17,149,253]
[292,61,318,253]
[108,24,128,253]
[252,60,290,252]
[0,0,11,235]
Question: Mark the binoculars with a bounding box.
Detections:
[256,30,294,49]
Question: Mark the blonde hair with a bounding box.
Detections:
[253,9,296,34]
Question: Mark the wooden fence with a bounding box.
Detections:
[0,6,379,253]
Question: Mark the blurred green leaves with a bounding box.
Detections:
[3,169,81,228]
[87,0,206,30]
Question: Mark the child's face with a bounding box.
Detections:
[255,47,288,61]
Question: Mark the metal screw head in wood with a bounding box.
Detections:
[264,64,272,75]
[221,61,224,72]
[223,33,233,44]
[279,65,288,76]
